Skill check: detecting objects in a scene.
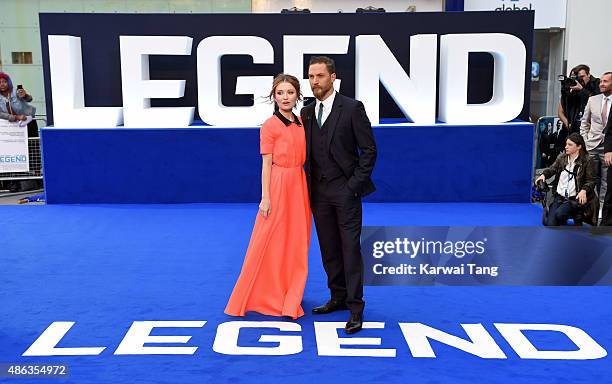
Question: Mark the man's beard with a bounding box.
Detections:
[313,85,331,99]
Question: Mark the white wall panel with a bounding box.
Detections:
[565,0,612,77]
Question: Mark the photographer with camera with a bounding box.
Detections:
[558,64,601,134]
[535,133,598,226]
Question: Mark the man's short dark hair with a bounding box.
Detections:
[309,56,336,75]
[572,64,591,75]
[602,71,612,79]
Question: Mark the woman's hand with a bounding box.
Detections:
[259,198,271,218]
[535,174,545,185]
[577,190,587,205]
[16,114,27,121]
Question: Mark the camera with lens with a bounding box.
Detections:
[535,179,550,193]
[558,74,579,92]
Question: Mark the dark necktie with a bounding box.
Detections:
[317,103,324,128]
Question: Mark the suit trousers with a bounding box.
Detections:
[311,175,365,314]
[603,162,612,225]
[589,146,608,224]
[546,194,582,226]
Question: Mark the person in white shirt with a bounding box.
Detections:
[536,133,597,226]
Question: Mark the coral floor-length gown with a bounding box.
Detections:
[225,112,311,319]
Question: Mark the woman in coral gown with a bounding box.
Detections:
[225,74,311,319]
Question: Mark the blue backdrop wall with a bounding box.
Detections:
[41,122,533,204]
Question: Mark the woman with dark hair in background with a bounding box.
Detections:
[535,133,598,225]
[225,74,311,319]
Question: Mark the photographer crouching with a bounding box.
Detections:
[535,133,598,226]
[558,64,600,134]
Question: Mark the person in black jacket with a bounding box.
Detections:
[558,64,600,134]
[301,56,377,334]
[601,115,612,225]
[535,133,597,226]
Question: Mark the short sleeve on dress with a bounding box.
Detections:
[260,120,275,154]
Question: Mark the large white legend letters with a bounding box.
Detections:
[48,33,528,128]
[439,33,526,124]
[120,36,194,127]
[48,35,123,128]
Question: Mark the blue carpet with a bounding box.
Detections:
[0,203,610,383]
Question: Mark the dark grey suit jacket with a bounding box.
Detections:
[301,93,377,197]
[604,113,612,154]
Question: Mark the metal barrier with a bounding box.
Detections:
[0,117,45,181]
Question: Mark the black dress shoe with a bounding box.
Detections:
[344,312,363,334]
[311,300,348,314]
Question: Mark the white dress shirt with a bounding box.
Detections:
[556,154,579,198]
[315,91,336,127]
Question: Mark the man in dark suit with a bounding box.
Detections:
[601,104,612,225]
[301,56,377,334]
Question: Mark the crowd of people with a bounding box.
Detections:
[538,65,612,226]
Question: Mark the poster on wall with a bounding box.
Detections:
[0,120,30,173]
[464,0,566,29]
